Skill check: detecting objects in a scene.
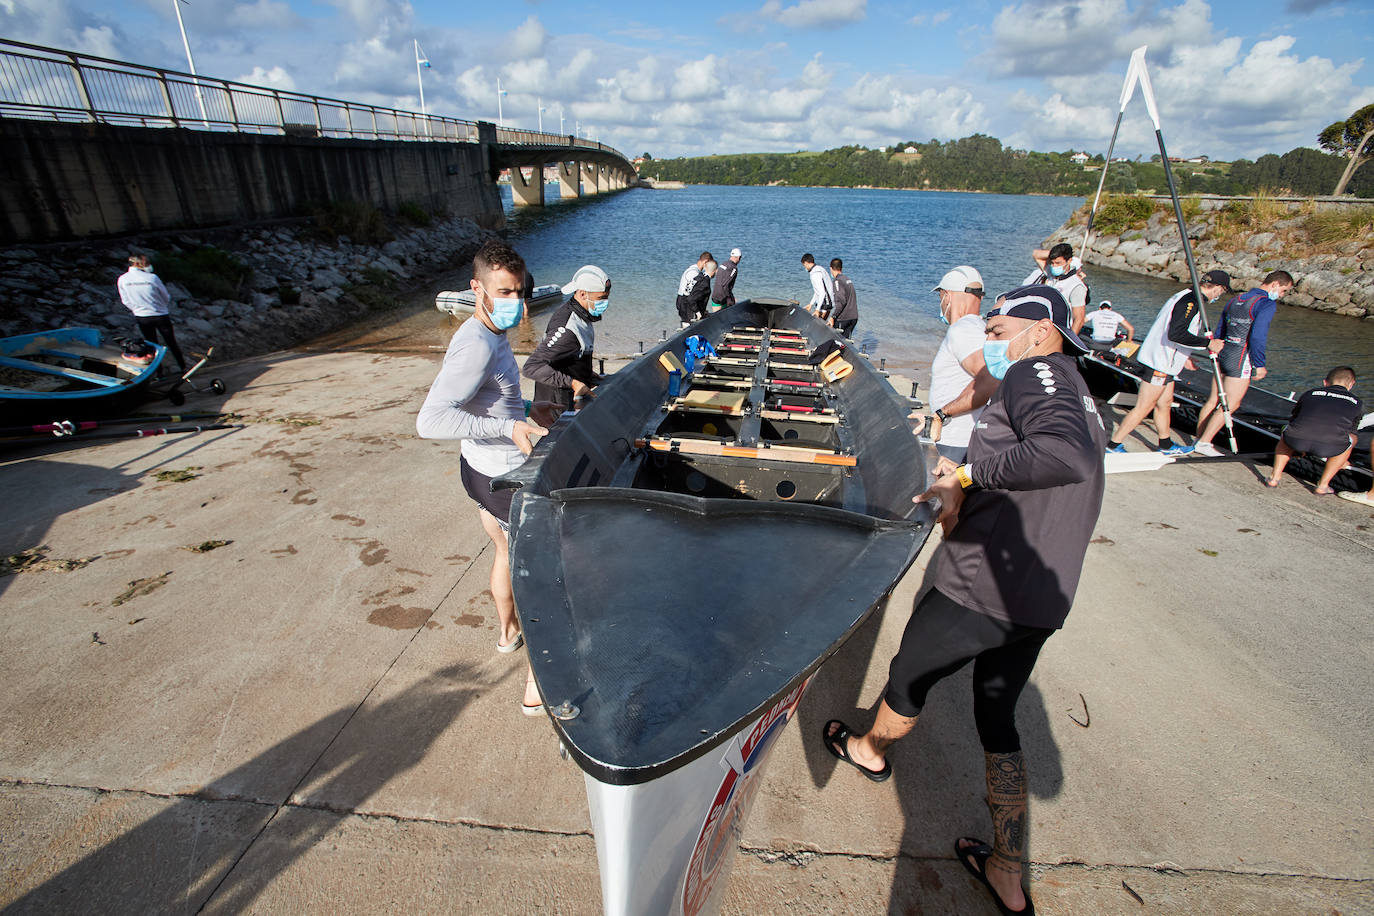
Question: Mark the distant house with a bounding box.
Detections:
[1168,155,1210,164]
[877,146,888,153]
[904,146,917,154]
[1070,152,1090,165]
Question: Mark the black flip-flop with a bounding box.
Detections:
[821,719,891,782]
[954,837,1035,916]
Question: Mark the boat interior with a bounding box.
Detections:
[0,330,158,395]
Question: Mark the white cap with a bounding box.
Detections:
[730,248,742,258]
[933,265,983,293]
[561,264,611,295]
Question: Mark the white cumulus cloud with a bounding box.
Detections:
[510,16,547,59]
[758,0,867,28]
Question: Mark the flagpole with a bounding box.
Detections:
[414,39,429,136]
[497,77,505,127]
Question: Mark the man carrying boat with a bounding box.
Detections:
[675,251,714,327]
[1082,300,1134,348]
[828,258,859,338]
[523,265,612,412]
[822,285,1105,916]
[416,240,549,712]
[1104,270,1230,455]
[1022,243,1089,333]
[710,248,741,310]
[1266,366,1363,494]
[1192,270,1296,456]
[927,265,996,464]
[801,254,835,320]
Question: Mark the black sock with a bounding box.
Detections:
[1158,438,1173,450]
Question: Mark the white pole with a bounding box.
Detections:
[560,107,565,135]
[538,97,545,132]
[172,0,209,124]
[414,39,429,136]
[497,77,504,127]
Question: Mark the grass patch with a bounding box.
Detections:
[155,247,249,301]
[397,201,431,227]
[311,199,394,246]
[182,539,232,553]
[1,546,95,576]
[1180,194,1203,223]
[360,266,395,288]
[345,283,397,312]
[153,466,202,482]
[1091,194,1158,235]
[1303,208,1374,247]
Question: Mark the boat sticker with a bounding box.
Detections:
[681,677,811,916]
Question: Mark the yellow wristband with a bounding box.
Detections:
[954,464,974,489]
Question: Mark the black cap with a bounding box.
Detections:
[987,284,1089,355]
[1200,269,1232,291]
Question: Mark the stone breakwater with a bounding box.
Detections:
[1043,200,1373,319]
[0,214,498,357]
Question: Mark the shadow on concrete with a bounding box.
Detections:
[4,662,481,914]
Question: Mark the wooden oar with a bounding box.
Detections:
[1134,50,1240,454]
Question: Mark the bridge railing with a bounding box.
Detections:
[0,39,627,160]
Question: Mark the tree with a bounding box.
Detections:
[1319,104,1374,196]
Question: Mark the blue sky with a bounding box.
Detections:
[3,0,1371,161]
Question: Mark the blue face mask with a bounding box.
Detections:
[982,325,1035,380]
[1047,264,1066,278]
[589,297,609,317]
[483,286,524,330]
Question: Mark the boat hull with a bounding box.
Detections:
[0,328,166,425]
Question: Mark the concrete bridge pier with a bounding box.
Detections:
[581,161,601,196]
[558,162,580,199]
[509,166,544,207]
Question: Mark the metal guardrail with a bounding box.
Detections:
[0,38,627,160]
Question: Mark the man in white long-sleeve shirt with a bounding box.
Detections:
[117,254,187,371]
[802,253,835,319]
[417,240,548,714]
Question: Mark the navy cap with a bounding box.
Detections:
[1200,269,1232,292]
[987,284,1089,355]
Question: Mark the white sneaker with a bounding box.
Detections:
[1338,490,1374,506]
[1191,442,1223,457]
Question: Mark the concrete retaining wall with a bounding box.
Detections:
[0,119,505,243]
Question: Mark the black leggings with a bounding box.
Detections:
[135,315,187,371]
[885,588,1054,753]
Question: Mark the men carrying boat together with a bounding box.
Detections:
[1266,366,1363,494]
[823,285,1106,916]
[1193,270,1295,456]
[801,254,835,320]
[828,258,859,338]
[1105,270,1231,455]
[1023,243,1089,333]
[927,265,996,464]
[523,265,612,412]
[117,254,188,372]
[676,252,716,327]
[710,248,741,310]
[417,240,550,714]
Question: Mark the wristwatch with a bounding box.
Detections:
[954,464,975,489]
[934,407,950,424]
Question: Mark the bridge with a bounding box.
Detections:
[0,39,638,241]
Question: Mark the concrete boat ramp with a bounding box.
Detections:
[1,342,1370,914]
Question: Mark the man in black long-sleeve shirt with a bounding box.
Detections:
[821,285,1105,916]
[710,248,741,309]
[522,264,611,411]
[1267,366,1363,493]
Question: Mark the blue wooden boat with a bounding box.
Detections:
[0,328,167,424]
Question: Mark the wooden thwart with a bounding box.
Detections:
[638,436,856,466]
[0,355,123,387]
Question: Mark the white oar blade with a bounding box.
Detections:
[1120,45,1147,109]
[1105,451,1176,474]
[1136,48,1162,128]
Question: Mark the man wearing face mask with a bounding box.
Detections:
[927,265,997,464]
[417,240,550,712]
[821,285,1104,916]
[523,264,611,412]
[1023,243,1088,333]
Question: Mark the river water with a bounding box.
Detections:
[351,184,1374,398]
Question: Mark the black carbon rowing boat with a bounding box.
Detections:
[497,297,934,916]
[1078,341,1372,490]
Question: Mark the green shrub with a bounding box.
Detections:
[311,199,393,245]
[361,266,394,288]
[1304,208,1374,246]
[154,246,249,300]
[397,201,431,227]
[1093,194,1157,235]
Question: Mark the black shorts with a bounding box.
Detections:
[885,588,1054,753]
[836,319,858,338]
[1217,344,1252,379]
[460,457,515,527]
[1281,431,1353,459]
